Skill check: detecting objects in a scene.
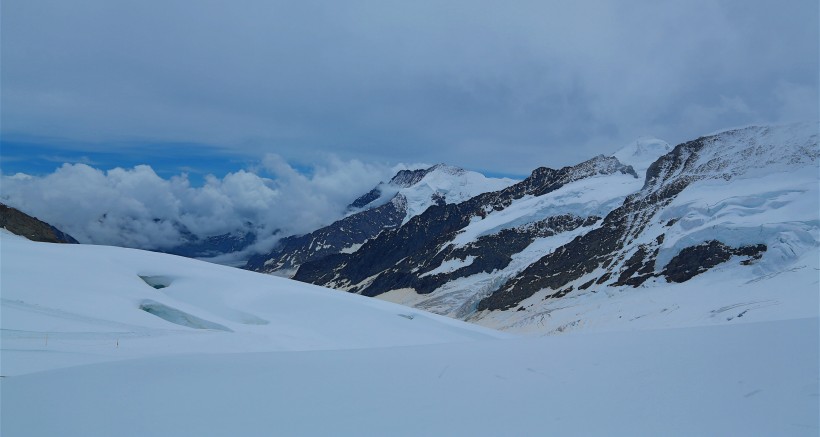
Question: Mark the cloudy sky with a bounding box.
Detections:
[1,0,817,252]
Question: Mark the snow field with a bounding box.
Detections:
[1,208,818,436]
[2,316,817,436]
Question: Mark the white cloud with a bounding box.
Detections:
[773,81,820,123]
[680,95,757,134]
[0,156,395,253]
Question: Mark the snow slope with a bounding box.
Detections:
[450,168,641,248]
[0,234,504,376]
[2,319,817,436]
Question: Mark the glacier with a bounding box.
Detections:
[1,233,817,436]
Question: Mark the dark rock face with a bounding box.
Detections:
[353,214,597,298]
[0,203,79,244]
[245,196,406,274]
[662,241,766,283]
[389,165,460,188]
[389,168,433,187]
[295,155,636,295]
[415,215,598,294]
[348,187,383,210]
[475,138,710,311]
[613,244,658,287]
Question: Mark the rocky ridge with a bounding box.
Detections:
[294,155,637,293]
[0,203,79,244]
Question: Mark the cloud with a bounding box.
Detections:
[0,156,395,253]
[679,96,756,134]
[2,0,816,175]
[773,81,820,124]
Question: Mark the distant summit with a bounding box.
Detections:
[612,137,672,177]
[347,163,515,221]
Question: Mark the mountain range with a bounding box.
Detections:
[246,123,819,332]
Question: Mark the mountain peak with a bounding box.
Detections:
[612,137,672,177]
[388,164,466,187]
[642,122,818,192]
[351,164,515,216]
[426,163,466,176]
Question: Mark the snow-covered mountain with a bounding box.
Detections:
[2,231,817,436]
[244,164,516,276]
[472,123,818,330]
[290,123,818,333]
[348,164,518,222]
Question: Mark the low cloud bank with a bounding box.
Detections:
[1,155,401,255]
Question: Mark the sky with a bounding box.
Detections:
[1,0,818,252]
